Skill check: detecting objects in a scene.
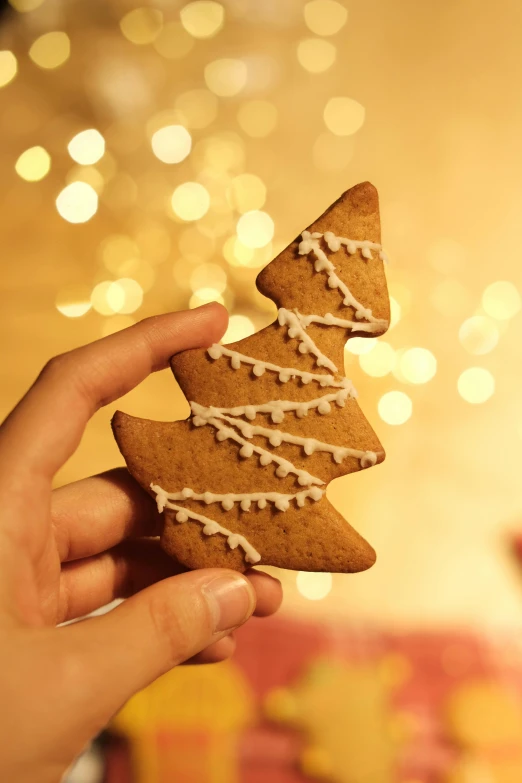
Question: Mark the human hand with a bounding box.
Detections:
[0,303,282,783]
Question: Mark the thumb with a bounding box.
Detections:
[65,569,255,716]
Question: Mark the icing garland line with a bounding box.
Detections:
[195,409,377,467]
[298,231,384,323]
[152,489,261,564]
[278,308,338,373]
[207,343,349,388]
[150,483,324,512]
[295,310,388,334]
[190,389,354,425]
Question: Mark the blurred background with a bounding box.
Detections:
[2,0,522,781]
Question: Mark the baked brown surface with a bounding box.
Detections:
[112,181,390,573]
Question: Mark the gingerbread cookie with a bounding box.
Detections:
[112,181,390,573]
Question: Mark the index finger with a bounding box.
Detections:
[0,303,228,487]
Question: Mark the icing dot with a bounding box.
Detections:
[324,232,341,252]
[346,240,356,254]
[310,487,323,501]
[298,343,309,354]
[176,510,188,523]
[279,372,290,383]
[253,364,265,377]
[327,275,338,289]
[278,311,287,325]
[207,345,223,360]
[203,492,214,504]
[336,391,347,407]
[193,416,208,427]
[296,493,306,507]
[275,498,290,511]
[259,453,272,466]
[258,497,267,509]
[203,521,219,535]
[301,373,312,384]
[242,425,254,438]
[269,432,283,447]
[221,498,234,511]
[240,499,251,511]
[362,246,373,259]
[216,430,228,441]
[157,494,167,513]
[244,405,256,420]
[324,313,335,325]
[181,487,194,499]
[304,440,315,456]
[333,450,345,464]
[360,451,377,468]
[318,401,331,415]
[276,465,289,478]
[288,327,299,339]
[231,355,241,369]
[271,409,284,423]
[227,534,240,549]
[296,404,308,418]
[319,378,329,387]
[297,474,312,486]
[240,443,254,458]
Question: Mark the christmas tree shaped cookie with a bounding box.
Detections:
[113,181,390,573]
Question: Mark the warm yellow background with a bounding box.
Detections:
[1,0,521,628]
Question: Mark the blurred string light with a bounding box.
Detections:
[482,281,521,320]
[457,368,495,404]
[399,348,437,384]
[151,125,192,164]
[180,1,225,39]
[56,182,98,224]
[55,285,92,318]
[68,129,105,165]
[120,8,163,45]
[0,51,17,88]
[153,21,194,59]
[297,38,337,73]
[237,210,274,248]
[8,0,45,10]
[29,32,70,70]
[192,132,245,174]
[313,133,353,171]
[296,571,332,601]
[189,287,224,308]
[459,316,499,355]
[222,236,273,268]
[190,262,227,293]
[359,341,396,377]
[324,96,365,136]
[205,58,247,97]
[346,336,374,355]
[66,165,105,194]
[175,89,218,129]
[378,391,412,425]
[237,99,278,137]
[91,279,143,316]
[303,0,348,36]
[227,173,266,213]
[171,182,210,221]
[223,314,256,343]
[15,146,51,182]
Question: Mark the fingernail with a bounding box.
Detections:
[202,574,255,633]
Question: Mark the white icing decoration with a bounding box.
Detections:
[206,344,347,388]
[151,483,324,512]
[295,310,388,334]
[298,231,388,324]
[278,308,338,373]
[152,487,261,564]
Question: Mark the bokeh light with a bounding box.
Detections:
[297,38,337,73]
[204,58,247,97]
[108,278,144,314]
[8,0,45,10]
[346,337,375,356]
[189,287,225,308]
[457,368,495,404]
[91,281,117,316]
[237,100,278,138]
[175,89,218,129]
[389,297,402,329]
[378,391,413,425]
[304,0,348,36]
[223,314,256,343]
[153,21,194,60]
[15,146,51,182]
[459,316,499,355]
[482,281,521,320]
[431,279,471,317]
[66,165,105,194]
[190,263,227,293]
[359,341,396,377]
[68,130,105,165]
[100,234,139,274]
[227,173,266,213]
[55,285,92,318]
[324,96,365,136]
[171,182,210,221]
[29,32,70,70]
[399,348,437,384]
[180,2,225,39]
[151,125,192,164]
[222,236,273,268]
[120,8,163,45]
[56,182,98,224]
[296,572,333,601]
[0,51,17,88]
[237,211,274,248]
[313,133,354,171]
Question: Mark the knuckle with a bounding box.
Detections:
[40,352,71,380]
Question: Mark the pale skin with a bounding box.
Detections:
[0,303,282,783]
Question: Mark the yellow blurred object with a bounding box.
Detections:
[324,97,365,136]
[445,682,522,749]
[29,32,70,70]
[68,130,105,165]
[56,182,98,224]
[205,58,247,97]
[180,1,225,39]
[304,0,348,36]
[297,38,337,73]
[171,182,210,221]
[15,146,50,182]
[237,100,278,138]
[0,51,17,87]
[120,8,163,45]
